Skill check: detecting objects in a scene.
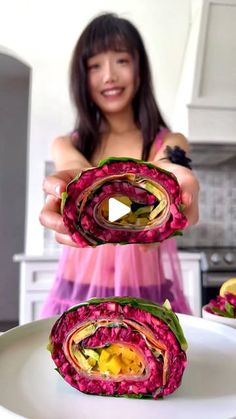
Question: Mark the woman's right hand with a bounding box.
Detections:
[39,170,81,247]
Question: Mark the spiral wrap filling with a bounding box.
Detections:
[62,158,187,246]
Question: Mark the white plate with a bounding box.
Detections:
[0,315,236,419]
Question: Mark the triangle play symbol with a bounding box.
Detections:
[108,198,130,222]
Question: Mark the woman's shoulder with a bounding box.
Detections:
[161,131,189,150]
[162,131,187,141]
[155,129,188,149]
[149,130,188,159]
[52,133,74,148]
[151,128,170,154]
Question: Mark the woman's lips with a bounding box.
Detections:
[101,88,124,98]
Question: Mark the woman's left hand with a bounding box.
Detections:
[153,159,199,227]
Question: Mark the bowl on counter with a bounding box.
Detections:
[202,305,236,329]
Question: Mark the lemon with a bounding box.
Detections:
[219,278,236,297]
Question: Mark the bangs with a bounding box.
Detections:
[87,34,132,58]
[82,16,137,60]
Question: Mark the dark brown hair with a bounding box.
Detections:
[70,12,168,161]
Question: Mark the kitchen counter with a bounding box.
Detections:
[178,250,202,260]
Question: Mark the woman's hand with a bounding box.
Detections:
[39,170,82,247]
[153,159,199,227]
[39,160,199,250]
[139,160,199,253]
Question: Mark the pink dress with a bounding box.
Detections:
[40,131,192,318]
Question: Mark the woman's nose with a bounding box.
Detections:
[103,61,118,83]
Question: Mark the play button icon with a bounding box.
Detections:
[108,198,130,222]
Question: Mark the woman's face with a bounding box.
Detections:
[87,50,139,116]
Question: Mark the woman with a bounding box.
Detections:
[39,13,199,317]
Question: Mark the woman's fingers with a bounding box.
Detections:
[155,160,200,227]
[182,195,199,226]
[39,195,67,234]
[40,169,81,233]
[180,176,199,226]
[39,169,88,248]
[42,169,80,197]
[39,209,67,234]
[42,175,66,198]
[55,232,81,247]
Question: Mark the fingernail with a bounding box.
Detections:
[55,185,61,197]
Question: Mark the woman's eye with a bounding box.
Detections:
[118,58,129,64]
[88,63,100,71]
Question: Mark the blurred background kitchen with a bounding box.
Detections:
[0,0,236,329]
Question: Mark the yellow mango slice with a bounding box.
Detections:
[115,196,132,207]
[99,348,111,363]
[136,218,149,226]
[121,347,136,361]
[106,355,122,375]
[98,344,144,376]
[87,357,97,367]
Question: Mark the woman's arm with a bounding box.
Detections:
[39,136,93,246]
[152,132,199,227]
[52,136,92,171]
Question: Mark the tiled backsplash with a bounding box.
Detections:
[177,162,236,248]
[43,157,236,251]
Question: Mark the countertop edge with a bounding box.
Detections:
[13,250,202,262]
[13,253,61,262]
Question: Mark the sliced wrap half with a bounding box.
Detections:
[61,157,187,247]
[48,297,188,399]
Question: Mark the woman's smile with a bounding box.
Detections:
[87,50,138,114]
[101,87,124,97]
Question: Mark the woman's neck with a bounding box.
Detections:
[102,107,139,136]
[91,107,143,165]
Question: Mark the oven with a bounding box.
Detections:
[200,248,236,305]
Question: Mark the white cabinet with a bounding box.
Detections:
[14,251,202,325]
[187,0,236,143]
[13,254,59,325]
[179,252,202,317]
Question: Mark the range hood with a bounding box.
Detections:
[172,0,236,144]
[189,142,236,166]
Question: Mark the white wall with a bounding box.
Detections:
[0,0,193,254]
